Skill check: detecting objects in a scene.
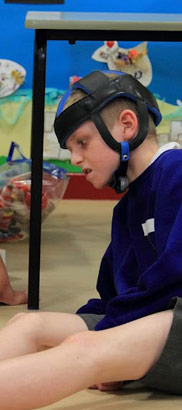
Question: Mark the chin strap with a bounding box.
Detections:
[91,102,149,194]
[109,141,129,193]
[90,114,130,193]
[109,161,129,193]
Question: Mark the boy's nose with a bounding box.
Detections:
[71,151,83,167]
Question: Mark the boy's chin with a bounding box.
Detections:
[91,180,109,190]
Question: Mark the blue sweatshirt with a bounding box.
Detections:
[77,145,182,330]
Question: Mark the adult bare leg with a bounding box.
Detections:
[0,255,27,305]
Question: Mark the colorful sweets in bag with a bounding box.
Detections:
[0,171,68,242]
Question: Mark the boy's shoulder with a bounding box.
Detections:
[151,147,182,191]
[154,146,182,171]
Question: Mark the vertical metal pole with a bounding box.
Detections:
[28,29,47,309]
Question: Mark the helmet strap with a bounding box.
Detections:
[91,101,149,194]
[91,112,130,193]
[109,162,129,193]
[129,100,149,152]
[91,112,121,153]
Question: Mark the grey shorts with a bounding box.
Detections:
[77,313,105,330]
[78,298,182,394]
[140,297,182,394]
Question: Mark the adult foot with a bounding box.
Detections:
[0,290,28,305]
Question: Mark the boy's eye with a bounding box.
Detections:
[78,139,87,146]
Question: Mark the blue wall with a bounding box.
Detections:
[1,0,182,104]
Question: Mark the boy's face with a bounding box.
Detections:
[66,120,120,189]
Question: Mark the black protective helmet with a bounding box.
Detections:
[54,70,162,192]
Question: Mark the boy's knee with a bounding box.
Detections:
[65,330,95,346]
[64,330,99,358]
[6,312,28,327]
[6,312,44,337]
[64,330,101,367]
[63,330,108,383]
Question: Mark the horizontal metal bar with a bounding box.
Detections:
[43,29,182,42]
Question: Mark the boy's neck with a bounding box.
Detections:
[127,136,159,183]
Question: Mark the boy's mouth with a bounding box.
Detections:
[83,168,92,175]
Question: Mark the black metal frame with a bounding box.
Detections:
[5,1,64,3]
[28,27,182,309]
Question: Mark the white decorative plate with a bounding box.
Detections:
[0,59,26,98]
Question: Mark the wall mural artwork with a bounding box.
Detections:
[0,40,182,158]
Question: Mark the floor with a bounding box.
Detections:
[0,200,181,410]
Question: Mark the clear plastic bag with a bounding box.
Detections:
[0,142,69,242]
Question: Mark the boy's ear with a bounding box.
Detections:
[118,109,138,141]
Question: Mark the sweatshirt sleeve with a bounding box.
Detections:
[95,157,182,330]
[76,242,117,315]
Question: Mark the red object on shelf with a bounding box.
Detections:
[64,173,124,200]
[106,41,115,48]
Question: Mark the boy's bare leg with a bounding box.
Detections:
[0,255,27,305]
[0,310,173,410]
[0,311,88,360]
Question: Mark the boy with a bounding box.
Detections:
[0,70,181,409]
[54,70,182,330]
